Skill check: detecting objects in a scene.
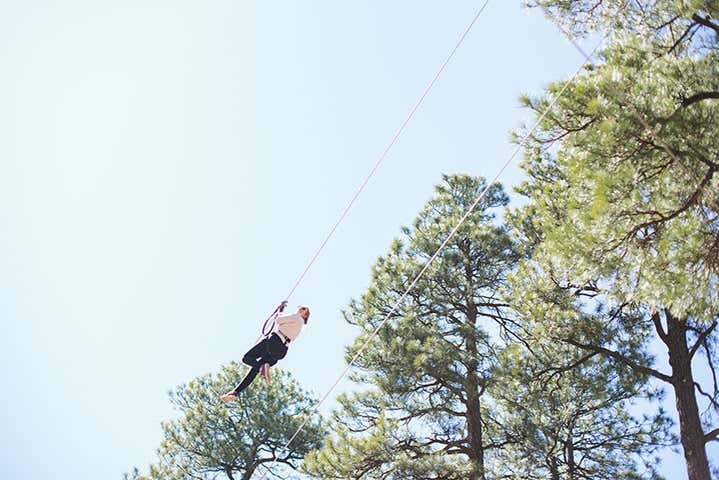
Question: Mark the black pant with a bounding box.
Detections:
[232,333,288,394]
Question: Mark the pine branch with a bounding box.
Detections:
[561,338,673,383]
[692,13,719,35]
[688,321,717,360]
[681,91,719,108]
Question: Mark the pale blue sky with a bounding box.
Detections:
[0,1,701,479]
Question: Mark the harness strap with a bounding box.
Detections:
[261,300,287,337]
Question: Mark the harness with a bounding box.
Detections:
[261,300,288,338]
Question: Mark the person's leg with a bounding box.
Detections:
[231,365,261,394]
[267,334,288,363]
[261,335,288,382]
[242,339,270,369]
[221,336,287,400]
[222,339,271,399]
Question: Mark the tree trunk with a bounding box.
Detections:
[224,465,235,480]
[549,456,559,480]
[241,464,255,480]
[665,311,711,480]
[466,384,485,480]
[465,303,485,480]
[566,430,576,480]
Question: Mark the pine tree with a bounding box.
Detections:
[511,2,719,478]
[127,363,326,480]
[305,175,517,480]
[304,175,666,480]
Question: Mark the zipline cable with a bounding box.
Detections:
[281,0,491,304]
[256,16,616,480]
[236,0,490,412]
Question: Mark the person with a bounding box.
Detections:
[220,304,310,402]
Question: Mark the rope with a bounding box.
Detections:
[281,0,491,303]
[236,0,489,398]
[256,16,616,480]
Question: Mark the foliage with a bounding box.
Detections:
[491,341,672,480]
[304,175,665,480]
[303,175,516,480]
[526,0,719,55]
[510,2,719,478]
[513,37,718,317]
[127,363,326,480]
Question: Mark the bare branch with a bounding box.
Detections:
[561,338,673,383]
[689,321,717,360]
[668,21,699,54]
[692,13,719,35]
[652,311,669,344]
[681,91,719,108]
[705,428,719,444]
[693,381,719,410]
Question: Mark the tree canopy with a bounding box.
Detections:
[126,363,326,480]
[304,175,666,480]
[509,2,719,478]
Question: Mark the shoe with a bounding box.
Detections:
[220,391,238,403]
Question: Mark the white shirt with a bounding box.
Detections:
[274,313,304,342]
